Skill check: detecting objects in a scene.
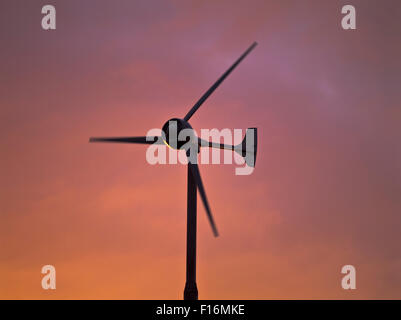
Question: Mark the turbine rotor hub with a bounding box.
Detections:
[162,118,196,150]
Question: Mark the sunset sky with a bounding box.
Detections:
[1,0,400,299]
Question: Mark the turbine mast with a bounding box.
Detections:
[184,162,199,300]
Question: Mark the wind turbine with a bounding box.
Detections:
[89,42,258,300]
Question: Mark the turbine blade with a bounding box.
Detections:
[188,162,219,237]
[183,42,257,121]
[89,136,163,145]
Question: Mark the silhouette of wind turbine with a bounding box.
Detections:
[89,42,258,300]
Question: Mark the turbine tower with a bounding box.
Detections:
[89,42,258,300]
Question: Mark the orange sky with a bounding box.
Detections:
[1,0,401,299]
